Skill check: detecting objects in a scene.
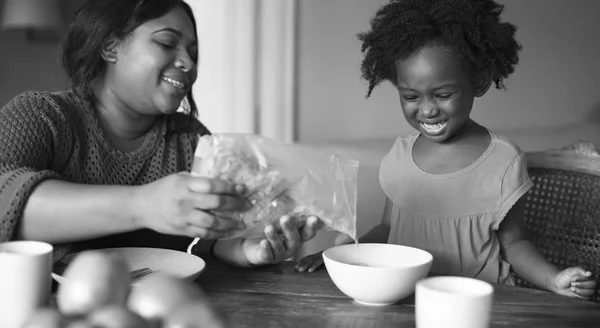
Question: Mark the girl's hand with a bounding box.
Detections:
[132,172,249,239]
[294,251,324,273]
[551,266,597,300]
[242,215,321,266]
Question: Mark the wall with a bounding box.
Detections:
[295,0,600,257]
[296,0,600,150]
[0,0,84,106]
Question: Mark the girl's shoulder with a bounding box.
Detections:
[490,132,525,157]
[387,133,419,154]
[487,132,527,164]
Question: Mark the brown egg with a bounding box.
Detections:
[87,305,151,328]
[20,308,69,328]
[163,301,230,328]
[127,273,205,321]
[64,319,95,328]
[57,251,131,316]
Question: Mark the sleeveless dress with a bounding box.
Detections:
[379,132,532,284]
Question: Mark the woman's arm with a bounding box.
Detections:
[18,180,141,243]
[18,174,248,244]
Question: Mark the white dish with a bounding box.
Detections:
[323,243,433,306]
[51,247,206,284]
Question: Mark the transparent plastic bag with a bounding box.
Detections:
[191,133,359,241]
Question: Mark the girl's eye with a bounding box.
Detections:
[437,93,454,100]
[402,95,418,101]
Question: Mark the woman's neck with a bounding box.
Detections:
[92,81,156,152]
[93,82,155,139]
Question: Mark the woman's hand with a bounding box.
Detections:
[242,215,321,266]
[551,266,597,300]
[131,172,249,239]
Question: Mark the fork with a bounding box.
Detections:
[130,267,156,281]
[55,261,155,280]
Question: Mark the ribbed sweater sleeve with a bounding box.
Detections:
[0,92,69,241]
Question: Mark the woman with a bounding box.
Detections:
[0,0,320,267]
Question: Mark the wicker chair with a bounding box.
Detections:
[517,141,600,302]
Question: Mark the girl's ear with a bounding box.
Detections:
[475,74,492,97]
[100,37,119,63]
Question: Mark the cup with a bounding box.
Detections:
[415,276,494,328]
[0,241,53,328]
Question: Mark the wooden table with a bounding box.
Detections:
[196,258,600,328]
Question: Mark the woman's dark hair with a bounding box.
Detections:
[62,0,199,119]
[358,0,521,98]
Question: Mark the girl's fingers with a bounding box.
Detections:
[571,280,597,289]
[571,287,596,298]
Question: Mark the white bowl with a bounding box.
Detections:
[322,243,433,306]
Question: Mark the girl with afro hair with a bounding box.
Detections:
[296,0,597,299]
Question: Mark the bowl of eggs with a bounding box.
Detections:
[322,243,433,306]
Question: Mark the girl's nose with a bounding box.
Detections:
[420,102,439,118]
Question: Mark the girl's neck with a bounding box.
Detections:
[412,120,492,175]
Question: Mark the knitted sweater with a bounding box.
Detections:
[0,90,209,259]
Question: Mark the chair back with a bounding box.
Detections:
[520,142,600,302]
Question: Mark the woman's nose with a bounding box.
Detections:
[174,51,194,72]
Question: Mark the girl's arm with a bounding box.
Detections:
[497,198,560,290]
[498,198,597,299]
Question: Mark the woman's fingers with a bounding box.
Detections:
[183,225,236,240]
[265,225,286,257]
[300,216,321,242]
[191,194,249,211]
[186,211,245,232]
[186,177,246,195]
[280,216,302,250]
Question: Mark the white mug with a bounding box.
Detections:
[415,276,494,328]
[0,241,53,328]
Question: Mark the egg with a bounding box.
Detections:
[127,273,206,321]
[57,251,131,316]
[163,301,229,328]
[64,319,96,328]
[87,305,152,328]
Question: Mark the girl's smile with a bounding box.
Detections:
[419,120,448,135]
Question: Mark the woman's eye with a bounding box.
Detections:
[159,42,175,49]
[402,95,418,101]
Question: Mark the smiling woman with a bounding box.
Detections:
[0,0,321,271]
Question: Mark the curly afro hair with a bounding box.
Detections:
[358,0,521,97]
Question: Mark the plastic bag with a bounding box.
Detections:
[191,133,359,241]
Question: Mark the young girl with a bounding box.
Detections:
[296,0,597,299]
[0,0,320,268]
